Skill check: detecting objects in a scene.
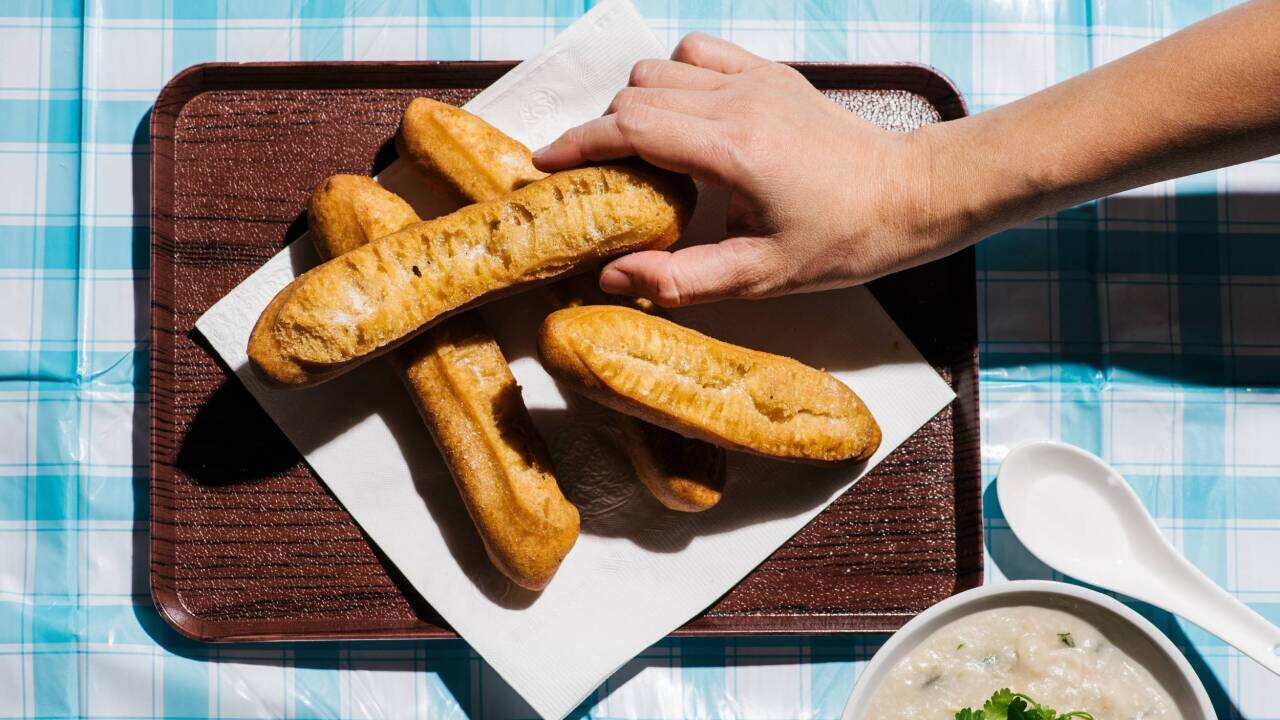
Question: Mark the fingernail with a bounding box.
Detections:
[531,144,550,160]
[599,267,634,295]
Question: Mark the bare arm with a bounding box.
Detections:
[534,0,1280,306]
[927,0,1280,250]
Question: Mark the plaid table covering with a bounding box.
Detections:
[1,0,1276,717]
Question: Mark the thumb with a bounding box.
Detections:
[598,237,781,307]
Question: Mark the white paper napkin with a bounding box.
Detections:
[194,1,956,717]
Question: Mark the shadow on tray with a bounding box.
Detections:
[174,372,298,485]
[172,336,540,612]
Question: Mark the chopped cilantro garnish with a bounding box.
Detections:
[1057,632,1075,648]
[953,689,1095,720]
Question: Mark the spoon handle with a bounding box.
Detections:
[1151,552,1280,676]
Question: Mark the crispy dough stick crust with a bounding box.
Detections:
[308,174,421,256]
[307,174,578,590]
[547,276,726,511]
[392,318,578,589]
[539,306,883,465]
[398,98,725,512]
[251,174,420,386]
[249,164,694,387]
[397,97,549,201]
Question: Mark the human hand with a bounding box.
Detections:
[540,1,1280,308]
[532,33,965,307]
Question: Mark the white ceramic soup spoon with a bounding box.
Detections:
[998,440,1280,676]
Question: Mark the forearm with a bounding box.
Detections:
[923,0,1280,247]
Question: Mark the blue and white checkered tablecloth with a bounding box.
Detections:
[2,0,1277,717]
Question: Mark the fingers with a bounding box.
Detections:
[534,33,770,180]
[599,237,783,307]
[606,87,721,119]
[532,115,627,169]
[629,58,726,90]
[671,32,769,74]
[533,106,738,186]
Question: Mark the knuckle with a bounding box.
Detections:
[613,104,649,138]
[734,248,783,297]
[686,127,740,185]
[611,87,641,113]
[741,273,779,298]
[765,61,801,81]
[652,267,686,307]
[629,59,659,86]
[673,32,711,62]
[559,124,584,149]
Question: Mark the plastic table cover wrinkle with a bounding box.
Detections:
[0,0,1275,718]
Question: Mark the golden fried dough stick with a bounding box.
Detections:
[397,98,726,512]
[540,305,882,465]
[249,164,694,387]
[305,173,578,591]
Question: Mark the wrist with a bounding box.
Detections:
[903,115,1029,255]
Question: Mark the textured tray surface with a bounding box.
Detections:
[150,61,980,641]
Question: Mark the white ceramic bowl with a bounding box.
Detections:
[841,580,1215,720]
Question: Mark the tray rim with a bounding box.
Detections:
[149,59,980,643]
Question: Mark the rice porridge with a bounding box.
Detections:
[865,606,1182,719]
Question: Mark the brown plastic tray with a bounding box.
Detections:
[150,61,980,642]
